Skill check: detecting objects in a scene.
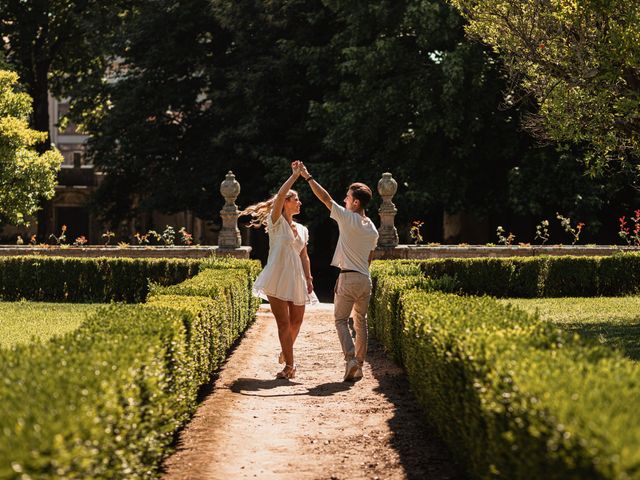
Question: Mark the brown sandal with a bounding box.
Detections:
[276,364,296,379]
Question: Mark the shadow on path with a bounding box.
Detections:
[229,377,352,397]
[368,339,467,480]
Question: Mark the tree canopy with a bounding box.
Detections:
[0,70,62,224]
[83,0,560,229]
[448,0,640,175]
[0,0,132,149]
[4,0,631,242]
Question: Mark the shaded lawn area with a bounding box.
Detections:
[500,297,640,361]
[0,302,104,348]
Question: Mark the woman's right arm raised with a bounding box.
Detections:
[271,161,302,224]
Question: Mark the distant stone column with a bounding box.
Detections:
[377,172,399,247]
[219,171,242,248]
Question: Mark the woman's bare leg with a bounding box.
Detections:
[268,296,294,366]
[288,302,305,348]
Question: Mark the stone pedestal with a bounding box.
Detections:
[377,172,399,248]
[219,171,242,249]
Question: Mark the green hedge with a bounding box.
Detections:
[0,256,201,302]
[150,267,256,343]
[371,252,640,298]
[369,263,640,479]
[0,263,260,478]
[199,256,263,314]
[398,291,640,479]
[368,265,456,363]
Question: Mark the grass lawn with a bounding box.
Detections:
[0,301,104,348]
[500,297,640,361]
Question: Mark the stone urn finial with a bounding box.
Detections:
[377,172,399,248]
[220,171,241,210]
[218,171,242,249]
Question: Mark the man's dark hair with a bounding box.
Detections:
[349,183,373,208]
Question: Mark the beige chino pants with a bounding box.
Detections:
[334,271,372,366]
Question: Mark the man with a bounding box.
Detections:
[298,162,379,381]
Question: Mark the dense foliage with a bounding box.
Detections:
[449,0,640,175]
[0,71,62,224]
[0,259,260,478]
[0,0,132,149]
[58,0,604,233]
[0,256,200,302]
[2,0,637,241]
[369,260,640,479]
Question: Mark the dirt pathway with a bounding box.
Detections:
[162,303,463,480]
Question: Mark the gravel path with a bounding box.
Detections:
[162,303,464,480]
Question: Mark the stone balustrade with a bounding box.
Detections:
[3,170,637,261]
[0,245,250,259]
[372,244,640,260]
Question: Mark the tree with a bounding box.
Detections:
[448,0,640,175]
[302,0,549,225]
[0,0,132,150]
[75,0,626,244]
[0,70,62,224]
[85,0,338,224]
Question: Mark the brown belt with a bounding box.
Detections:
[339,269,359,274]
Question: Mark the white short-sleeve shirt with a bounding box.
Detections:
[330,201,379,277]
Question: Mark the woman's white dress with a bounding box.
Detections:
[252,214,319,306]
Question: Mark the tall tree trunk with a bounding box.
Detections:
[32,62,51,154]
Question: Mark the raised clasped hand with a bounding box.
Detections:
[291,160,302,175]
[298,161,310,178]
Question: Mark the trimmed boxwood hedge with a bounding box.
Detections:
[150,268,254,345]
[371,253,640,297]
[0,259,261,479]
[369,259,640,479]
[0,256,201,302]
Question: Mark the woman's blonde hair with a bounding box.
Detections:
[240,190,298,229]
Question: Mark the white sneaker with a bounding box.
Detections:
[344,358,359,381]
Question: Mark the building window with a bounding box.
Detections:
[73,152,82,168]
[57,102,78,135]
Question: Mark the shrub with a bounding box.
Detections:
[146,295,231,386]
[149,268,255,347]
[370,267,640,479]
[598,253,640,296]
[0,256,200,302]
[0,306,190,478]
[372,253,640,298]
[0,265,260,478]
[541,256,599,297]
[199,256,263,314]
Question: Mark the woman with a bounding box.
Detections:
[241,161,318,379]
